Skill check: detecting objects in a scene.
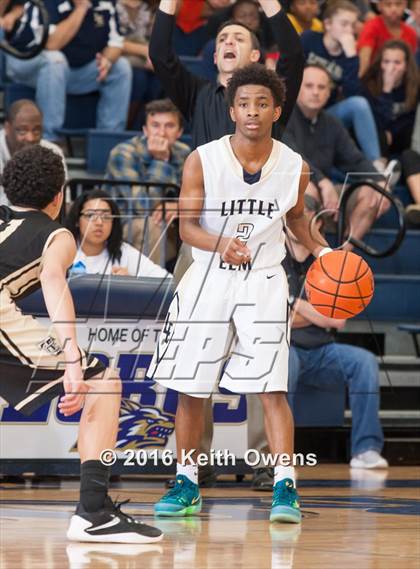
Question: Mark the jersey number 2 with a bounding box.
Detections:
[235,223,254,243]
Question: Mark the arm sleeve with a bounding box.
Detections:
[282,128,325,184]
[43,0,61,25]
[107,4,124,49]
[149,9,209,122]
[367,92,395,131]
[271,10,305,130]
[341,56,362,97]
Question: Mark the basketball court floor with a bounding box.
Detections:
[1,465,419,569]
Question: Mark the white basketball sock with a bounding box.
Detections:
[274,466,296,486]
[177,461,198,485]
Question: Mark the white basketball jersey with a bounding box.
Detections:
[193,135,302,271]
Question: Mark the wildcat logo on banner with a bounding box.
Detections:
[1,319,247,461]
[117,400,176,450]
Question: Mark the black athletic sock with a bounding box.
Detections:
[80,460,111,513]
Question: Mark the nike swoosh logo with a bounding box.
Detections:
[266,274,278,279]
[87,516,121,532]
[191,497,200,505]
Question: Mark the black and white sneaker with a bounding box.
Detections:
[67,497,164,543]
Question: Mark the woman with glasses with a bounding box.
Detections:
[66,189,171,278]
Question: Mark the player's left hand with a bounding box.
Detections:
[59,365,89,416]
[218,237,252,266]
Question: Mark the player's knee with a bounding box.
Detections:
[259,391,287,410]
[178,392,205,411]
[89,368,122,395]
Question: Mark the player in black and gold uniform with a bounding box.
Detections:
[0,145,163,544]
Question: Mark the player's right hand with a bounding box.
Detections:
[218,237,252,266]
[59,365,89,416]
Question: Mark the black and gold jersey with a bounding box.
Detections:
[0,205,68,300]
[0,205,105,416]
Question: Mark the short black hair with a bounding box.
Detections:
[2,145,65,209]
[145,98,183,128]
[65,189,123,263]
[226,63,286,107]
[217,19,260,51]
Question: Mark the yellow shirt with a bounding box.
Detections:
[287,13,323,35]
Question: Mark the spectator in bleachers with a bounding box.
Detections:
[150,0,304,148]
[363,40,419,158]
[301,0,386,170]
[402,149,420,225]
[202,0,278,79]
[117,0,163,128]
[287,0,323,35]
[206,0,276,51]
[6,0,132,142]
[403,104,420,225]
[407,0,420,43]
[283,64,392,247]
[66,189,171,278]
[173,0,232,56]
[0,100,66,206]
[351,0,376,25]
[407,0,420,65]
[106,98,190,267]
[357,0,417,76]
[285,195,388,470]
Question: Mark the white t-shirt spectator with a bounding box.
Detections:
[72,242,171,279]
[0,130,68,206]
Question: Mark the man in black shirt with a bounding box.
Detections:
[284,196,387,469]
[283,64,394,248]
[149,0,304,149]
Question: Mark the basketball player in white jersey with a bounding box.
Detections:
[148,64,332,523]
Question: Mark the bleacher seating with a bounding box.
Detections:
[3,82,99,132]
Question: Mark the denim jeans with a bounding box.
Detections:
[288,343,384,457]
[6,51,132,140]
[327,96,381,162]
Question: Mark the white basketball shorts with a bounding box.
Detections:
[147,262,291,397]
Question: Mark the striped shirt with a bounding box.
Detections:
[106,135,190,211]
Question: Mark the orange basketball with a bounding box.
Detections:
[305,250,374,319]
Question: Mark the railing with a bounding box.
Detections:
[336,181,406,257]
